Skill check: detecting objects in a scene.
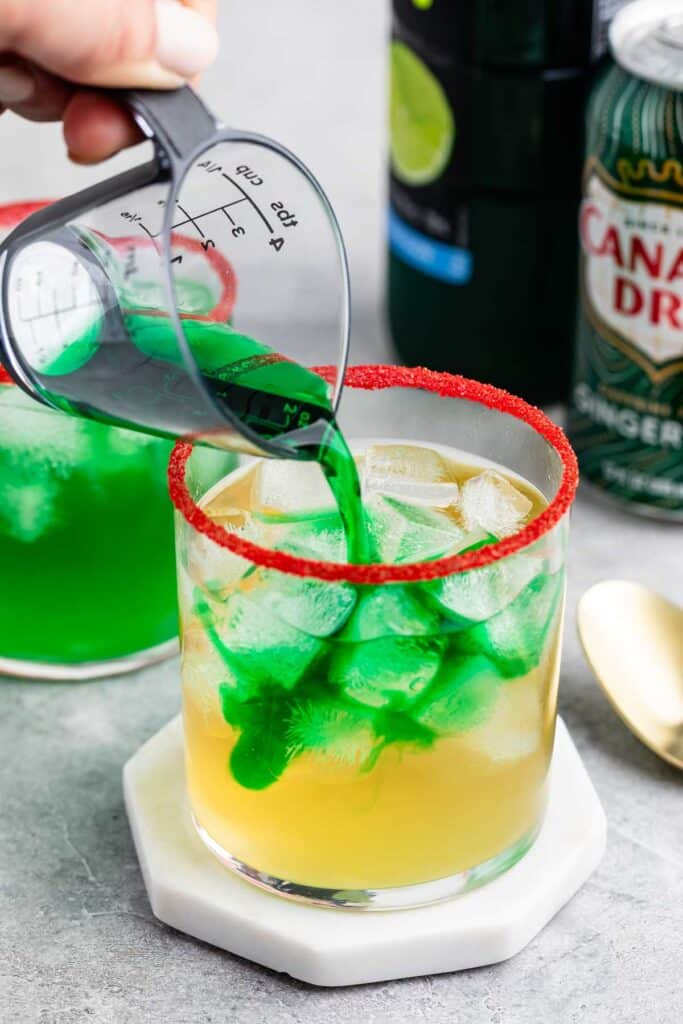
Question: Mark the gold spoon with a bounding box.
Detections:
[577,580,683,771]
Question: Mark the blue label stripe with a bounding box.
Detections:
[388,209,473,285]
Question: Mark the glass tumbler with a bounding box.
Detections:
[0,202,234,679]
[170,365,578,908]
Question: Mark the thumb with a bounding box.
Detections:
[3,0,219,89]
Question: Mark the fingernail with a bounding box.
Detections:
[155,0,219,79]
[0,66,34,104]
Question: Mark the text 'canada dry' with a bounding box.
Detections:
[569,0,683,519]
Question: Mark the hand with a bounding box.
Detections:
[0,0,218,164]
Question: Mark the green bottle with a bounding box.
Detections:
[387,0,629,405]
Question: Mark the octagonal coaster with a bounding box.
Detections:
[123,716,606,987]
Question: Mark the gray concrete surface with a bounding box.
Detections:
[0,3,682,1022]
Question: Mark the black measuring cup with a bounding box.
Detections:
[0,88,350,455]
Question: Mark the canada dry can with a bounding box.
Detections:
[569,0,683,519]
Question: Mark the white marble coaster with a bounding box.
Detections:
[123,716,606,987]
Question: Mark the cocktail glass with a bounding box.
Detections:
[0,202,235,679]
[170,365,578,909]
[0,375,176,675]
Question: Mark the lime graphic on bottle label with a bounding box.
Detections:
[390,40,454,186]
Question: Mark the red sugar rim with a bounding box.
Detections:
[105,232,237,323]
[0,199,51,228]
[168,365,578,584]
[0,201,52,386]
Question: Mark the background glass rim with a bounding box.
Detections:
[0,200,52,389]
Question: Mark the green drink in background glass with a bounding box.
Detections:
[0,377,177,671]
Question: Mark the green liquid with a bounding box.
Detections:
[0,387,178,663]
[9,300,561,796]
[1,305,365,665]
[78,314,559,796]
[49,297,560,802]
[289,424,371,564]
[193,458,563,793]
[126,313,371,562]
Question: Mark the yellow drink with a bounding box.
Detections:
[184,653,559,890]
[178,442,565,901]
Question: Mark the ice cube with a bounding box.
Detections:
[340,583,439,642]
[426,552,545,626]
[100,423,160,458]
[245,567,356,638]
[277,510,346,562]
[366,494,478,565]
[362,443,459,507]
[330,635,445,708]
[188,513,270,594]
[0,386,89,474]
[459,470,533,539]
[200,588,324,693]
[287,697,376,766]
[0,478,60,543]
[457,571,564,678]
[462,678,544,762]
[176,563,197,619]
[181,624,231,735]
[530,523,567,575]
[413,654,501,735]
[254,458,334,516]
[0,389,90,542]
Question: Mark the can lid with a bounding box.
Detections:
[610,0,683,91]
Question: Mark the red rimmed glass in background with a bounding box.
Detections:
[170,364,578,909]
[0,202,235,679]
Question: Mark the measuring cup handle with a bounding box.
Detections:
[110,87,219,164]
